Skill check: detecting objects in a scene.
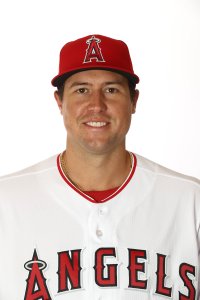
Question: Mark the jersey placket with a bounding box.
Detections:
[87,202,118,299]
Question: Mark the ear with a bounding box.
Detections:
[54,91,63,114]
[131,89,139,114]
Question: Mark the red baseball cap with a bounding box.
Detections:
[51,34,139,87]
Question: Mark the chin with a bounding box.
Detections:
[83,145,110,155]
[80,139,121,155]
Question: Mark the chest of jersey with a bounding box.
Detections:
[0,157,199,299]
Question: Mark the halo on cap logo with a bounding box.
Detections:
[83,36,105,64]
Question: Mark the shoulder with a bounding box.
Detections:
[0,154,58,186]
[133,153,200,233]
[134,153,200,188]
[134,153,200,218]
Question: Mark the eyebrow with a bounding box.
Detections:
[69,80,125,88]
[69,82,90,88]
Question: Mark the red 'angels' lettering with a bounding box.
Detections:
[84,36,105,63]
[155,254,172,297]
[179,263,196,300]
[57,249,82,292]
[128,249,147,289]
[94,247,118,286]
[24,247,197,299]
[24,249,51,300]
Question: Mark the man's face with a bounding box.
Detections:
[55,69,138,154]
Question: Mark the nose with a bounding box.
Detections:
[87,90,107,113]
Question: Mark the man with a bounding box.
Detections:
[0,34,199,299]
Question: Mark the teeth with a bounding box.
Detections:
[86,122,107,127]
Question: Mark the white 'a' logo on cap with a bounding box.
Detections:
[83,36,105,63]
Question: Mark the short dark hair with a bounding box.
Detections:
[128,81,137,100]
[56,78,137,101]
[56,83,65,100]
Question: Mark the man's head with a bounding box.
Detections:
[52,34,139,154]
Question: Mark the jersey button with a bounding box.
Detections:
[99,206,108,215]
[96,229,103,237]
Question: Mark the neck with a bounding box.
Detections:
[61,145,132,191]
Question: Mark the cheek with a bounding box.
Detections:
[114,104,133,133]
[62,103,83,128]
[114,103,132,121]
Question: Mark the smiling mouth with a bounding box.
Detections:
[85,122,108,128]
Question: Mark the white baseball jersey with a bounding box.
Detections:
[0,152,199,299]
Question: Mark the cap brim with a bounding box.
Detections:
[51,67,139,88]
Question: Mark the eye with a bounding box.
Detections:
[106,87,118,94]
[77,88,88,94]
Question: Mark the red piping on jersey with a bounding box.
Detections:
[57,152,137,204]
